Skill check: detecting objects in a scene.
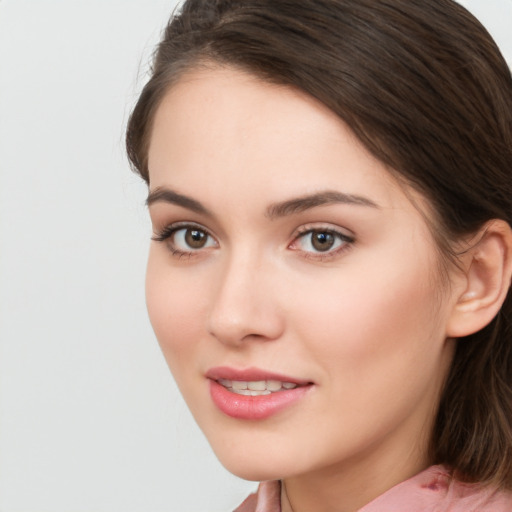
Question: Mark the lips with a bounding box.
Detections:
[206,367,313,420]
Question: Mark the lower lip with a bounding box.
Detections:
[209,380,312,420]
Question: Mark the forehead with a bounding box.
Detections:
[147,66,418,214]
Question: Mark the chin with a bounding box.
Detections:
[207,437,289,481]
[216,454,283,482]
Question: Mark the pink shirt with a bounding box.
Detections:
[234,465,512,512]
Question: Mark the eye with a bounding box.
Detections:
[174,227,214,250]
[290,227,354,257]
[152,223,217,255]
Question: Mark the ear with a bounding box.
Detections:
[447,220,512,338]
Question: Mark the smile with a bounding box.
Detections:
[206,367,313,420]
[217,379,298,396]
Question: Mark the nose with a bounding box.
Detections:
[207,252,285,347]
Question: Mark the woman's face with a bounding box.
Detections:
[146,66,458,482]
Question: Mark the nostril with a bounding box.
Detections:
[207,307,284,346]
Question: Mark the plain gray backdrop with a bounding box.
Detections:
[0,1,511,511]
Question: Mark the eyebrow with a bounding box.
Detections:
[266,190,380,219]
[146,187,380,218]
[146,187,213,216]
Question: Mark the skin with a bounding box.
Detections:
[145,66,464,512]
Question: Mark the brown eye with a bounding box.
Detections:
[291,227,353,256]
[154,225,217,253]
[184,228,208,249]
[311,231,335,252]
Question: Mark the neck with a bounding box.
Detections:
[280,431,430,512]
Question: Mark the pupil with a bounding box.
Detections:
[312,232,334,252]
[185,229,206,248]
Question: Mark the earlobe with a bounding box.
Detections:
[446,220,512,338]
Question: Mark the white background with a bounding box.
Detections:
[0,1,511,511]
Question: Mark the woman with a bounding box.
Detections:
[126,1,512,510]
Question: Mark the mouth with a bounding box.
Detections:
[206,367,313,420]
[216,379,299,396]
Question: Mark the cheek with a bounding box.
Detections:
[289,252,446,382]
[279,256,451,459]
[145,251,208,372]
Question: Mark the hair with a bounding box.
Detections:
[126,0,512,489]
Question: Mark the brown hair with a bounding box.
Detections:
[126,0,512,488]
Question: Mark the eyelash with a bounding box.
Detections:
[151,222,217,259]
[152,223,355,260]
[290,226,355,261]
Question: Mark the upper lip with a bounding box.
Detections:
[206,366,312,385]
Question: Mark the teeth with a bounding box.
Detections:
[267,380,282,391]
[247,381,266,391]
[217,379,299,395]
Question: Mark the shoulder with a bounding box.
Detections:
[232,466,512,512]
[360,465,512,512]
